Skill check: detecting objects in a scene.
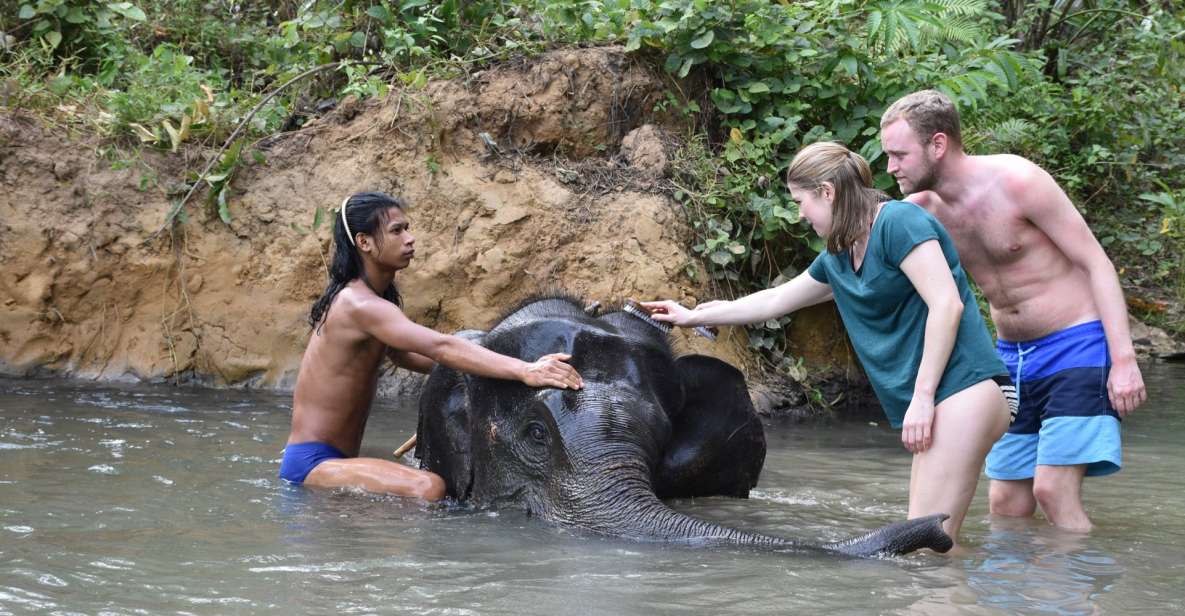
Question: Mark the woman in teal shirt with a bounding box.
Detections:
[644,141,1010,546]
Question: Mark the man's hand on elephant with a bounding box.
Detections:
[639,300,696,326]
[522,353,584,389]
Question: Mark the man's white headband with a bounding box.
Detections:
[340,196,355,247]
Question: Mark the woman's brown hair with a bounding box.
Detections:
[785,141,888,254]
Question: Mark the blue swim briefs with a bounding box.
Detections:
[985,321,1122,481]
[279,442,347,484]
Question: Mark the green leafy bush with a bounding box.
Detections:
[3,0,1181,347]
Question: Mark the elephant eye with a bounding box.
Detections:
[526,421,548,444]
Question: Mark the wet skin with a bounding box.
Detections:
[287,207,582,499]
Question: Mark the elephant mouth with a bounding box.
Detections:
[485,484,530,511]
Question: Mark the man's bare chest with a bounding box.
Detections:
[932,204,1034,269]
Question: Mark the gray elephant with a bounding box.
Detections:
[415,296,952,557]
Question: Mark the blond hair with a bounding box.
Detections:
[785,142,887,254]
[880,89,963,147]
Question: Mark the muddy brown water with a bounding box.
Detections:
[2,364,1183,614]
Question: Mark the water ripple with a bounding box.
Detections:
[89,558,136,571]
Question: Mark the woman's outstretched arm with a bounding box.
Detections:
[642,271,833,328]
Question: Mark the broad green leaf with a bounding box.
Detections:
[838,56,858,76]
[624,31,643,52]
[748,82,770,94]
[282,22,300,47]
[65,7,87,24]
[366,5,391,23]
[107,2,147,21]
[349,31,367,48]
[19,4,34,19]
[690,30,714,49]
[663,53,681,74]
[44,30,62,49]
[1139,192,1178,208]
[217,187,232,224]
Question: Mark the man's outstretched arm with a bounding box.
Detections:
[352,295,583,390]
[388,349,435,374]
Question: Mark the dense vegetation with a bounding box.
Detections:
[4,0,1182,365]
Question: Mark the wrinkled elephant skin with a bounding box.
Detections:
[415,296,952,557]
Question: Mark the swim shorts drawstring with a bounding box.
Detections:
[1015,344,1036,407]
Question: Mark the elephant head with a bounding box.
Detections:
[415,296,951,557]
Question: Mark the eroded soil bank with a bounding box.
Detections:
[0,48,783,403]
[1,46,1178,417]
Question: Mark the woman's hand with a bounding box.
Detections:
[901,393,936,453]
[639,300,700,327]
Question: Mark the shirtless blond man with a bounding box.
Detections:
[880,91,1147,531]
[280,192,583,500]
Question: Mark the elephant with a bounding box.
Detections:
[414,295,952,558]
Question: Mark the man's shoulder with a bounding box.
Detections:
[332,283,367,316]
[332,283,402,325]
[903,191,942,210]
[974,154,1048,194]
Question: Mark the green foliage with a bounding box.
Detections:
[969,2,1185,315]
[551,0,1036,364]
[4,0,1181,343]
[14,1,145,66]
[543,0,1183,348]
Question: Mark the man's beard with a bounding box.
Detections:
[906,155,939,193]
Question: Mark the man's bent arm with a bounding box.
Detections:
[1009,163,1146,414]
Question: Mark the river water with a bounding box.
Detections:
[1,363,1182,615]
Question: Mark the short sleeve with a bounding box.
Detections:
[881,202,940,267]
[807,251,830,284]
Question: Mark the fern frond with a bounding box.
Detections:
[987,118,1037,147]
[931,0,989,17]
[941,17,982,44]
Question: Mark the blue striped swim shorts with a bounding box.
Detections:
[985,320,1122,481]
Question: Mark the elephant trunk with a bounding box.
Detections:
[556,474,951,557]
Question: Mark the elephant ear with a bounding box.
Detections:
[653,355,766,499]
[415,330,483,500]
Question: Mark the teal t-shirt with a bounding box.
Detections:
[807,200,1005,428]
